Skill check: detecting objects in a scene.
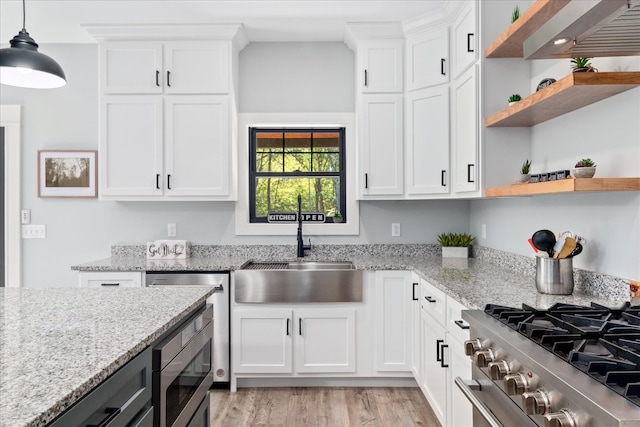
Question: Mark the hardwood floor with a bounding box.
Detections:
[209,387,441,427]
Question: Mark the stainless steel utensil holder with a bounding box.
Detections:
[535,257,574,295]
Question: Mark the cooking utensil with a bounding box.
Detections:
[527,238,538,253]
[532,229,556,257]
[552,236,566,258]
[556,237,577,259]
[568,242,583,257]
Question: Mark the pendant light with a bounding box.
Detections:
[0,0,66,88]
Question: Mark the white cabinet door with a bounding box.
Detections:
[411,276,421,379]
[295,309,356,373]
[165,96,230,197]
[451,1,478,80]
[405,86,450,196]
[232,309,293,374]
[100,96,164,197]
[406,27,449,91]
[100,42,163,94]
[164,42,229,94]
[360,94,404,197]
[78,272,143,288]
[374,271,412,372]
[420,279,447,325]
[360,40,403,93]
[451,65,479,194]
[447,334,473,427]
[421,309,447,426]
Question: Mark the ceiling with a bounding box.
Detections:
[0,0,449,44]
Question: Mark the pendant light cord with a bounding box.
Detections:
[22,0,26,30]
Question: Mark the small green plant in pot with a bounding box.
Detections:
[572,158,597,178]
[518,159,531,183]
[511,5,520,23]
[438,232,475,258]
[333,211,343,223]
[570,57,597,73]
[508,94,522,106]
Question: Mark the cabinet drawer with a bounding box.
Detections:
[446,296,470,343]
[420,280,446,325]
[79,272,143,288]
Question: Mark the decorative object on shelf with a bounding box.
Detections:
[508,93,522,106]
[572,158,596,178]
[570,57,597,73]
[529,170,571,183]
[333,211,343,223]
[37,150,97,197]
[0,0,66,88]
[536,78,556,91]
[438,232,474,258]
[517,159,531,183]
[511,5,520,23]
[147,240,191,259]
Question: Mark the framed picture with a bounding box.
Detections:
[38,150,98,198]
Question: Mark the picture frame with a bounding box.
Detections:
[37,150,98,198]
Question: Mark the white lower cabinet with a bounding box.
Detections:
[410,275,421,379]
[78,271,143,288]
[232,308,356,375]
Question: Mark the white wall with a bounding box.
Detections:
[1,43,469,287]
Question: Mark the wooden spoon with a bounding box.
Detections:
[557,237,577,259]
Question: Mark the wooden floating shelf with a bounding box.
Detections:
[484,0,571,58]
[486,178,640,197]
[485,72,640,127]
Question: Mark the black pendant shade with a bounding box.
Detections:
[0,1,66,89]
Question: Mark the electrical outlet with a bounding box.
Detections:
[168,223,177,237]
[22,224,46,239]
[481,224,487,239]
[21,210,31,224]
[392,223,401,237]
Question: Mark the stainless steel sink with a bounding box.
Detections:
[234,261,362,303]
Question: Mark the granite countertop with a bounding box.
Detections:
[72,244,630,310]
[0,287,215,427]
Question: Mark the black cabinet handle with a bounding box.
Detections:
[364,69,368,87]
[167,174,172,190]
[436,339,444,361]
[467,33,474,52]
[425,296,436,303]
[467,164,475,183]
[156,174,161,189]
[299,318,302,336]
[441,170,446,187]
[100,283,120,287]
[364,173,368,189]
[455,320,470,330]
[440,58,446,75]
[155,70,160,87]
[412,282,418,301]
[286,318,290,336]
[88,407,121,427]
[167,71,171,87]
[440,344,449,368]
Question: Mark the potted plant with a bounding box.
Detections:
[438,232,475,258]
[572,158,597,178]
[508,94,522,106]
[570,57,597,73]
[518,159,531,183]
[333,211,343,223]
[511,5,520,23]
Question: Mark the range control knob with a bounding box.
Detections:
[474,349,496,367]
[504,373,529,395]
[488,360,510,380]
[544,409,577,427]
[464,339,483,356]
[522,389,551,415]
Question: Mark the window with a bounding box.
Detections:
[249,128,346,223]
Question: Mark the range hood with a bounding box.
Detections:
[524,0,640,59]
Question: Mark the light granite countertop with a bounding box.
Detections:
[0,287,215,427]
[71,244,630,309]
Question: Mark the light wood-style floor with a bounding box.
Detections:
[209,387,440,427]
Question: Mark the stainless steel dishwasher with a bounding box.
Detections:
[145,272,230,385]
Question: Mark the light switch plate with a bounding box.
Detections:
[22,224,46,239]
[21,210,31,224]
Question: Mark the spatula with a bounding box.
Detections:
[557,237,577,259]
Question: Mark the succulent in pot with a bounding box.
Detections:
[333,211,343,223]
[572,158,597,178]
[570,57,597,73]
[508,94,522,106]
[511,5,520,23]
[438,232,475,258]
[518,159,531,183]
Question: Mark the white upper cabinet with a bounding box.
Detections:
[451,1,478,80]
[360,94,404,197]
[405,86,450,196]
[451,65,479,194]
[359,40,404,93]
[100,41,230,94]
[406,27,450,91]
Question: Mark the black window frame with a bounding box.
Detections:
[249,127,347,224]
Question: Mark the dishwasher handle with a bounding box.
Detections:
[454,377,503,427]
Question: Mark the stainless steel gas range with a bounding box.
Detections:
[459,303,640,427]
